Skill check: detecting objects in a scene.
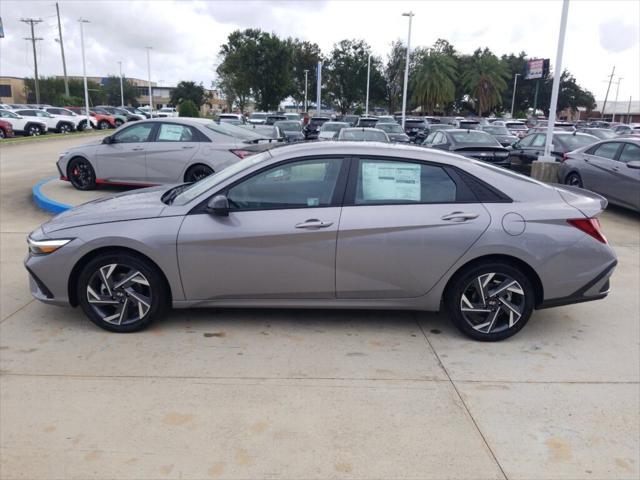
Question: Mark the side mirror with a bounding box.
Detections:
[206,194,230,216]
[627,160,640,169]
[102,136,112,144]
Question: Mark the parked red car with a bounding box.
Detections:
[65,107,117,129]
[0,119,15,139]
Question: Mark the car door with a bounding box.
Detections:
[336,157,490,299]
[580,142,623,198]
[144,123,204,183]
[613,142,640,210]
[95,122,156,183]
[177,156,349,301]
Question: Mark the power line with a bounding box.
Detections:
[21,18,43,104]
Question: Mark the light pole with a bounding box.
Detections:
[145,46,153,113]
[401,11,414,129]
[118,61,124,108]
[303,69,308,113]
[365,53,371,116]
[611,77,622,123]
[316,61,322,115]
[510,73,520,118]
[79,18,91,129]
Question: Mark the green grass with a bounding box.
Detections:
[0,129,108,145]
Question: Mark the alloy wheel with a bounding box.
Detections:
[186,165,213,182]
[566,173,582,188]
[459,272,525,334]
[86,264,152,326]
[60,124,71,134]
[69,160,95,189]
[29,126,40,136]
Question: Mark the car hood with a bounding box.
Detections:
[42,186,169,234]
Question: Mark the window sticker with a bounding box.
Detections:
[158,125,185,141]
[362,161,421,201]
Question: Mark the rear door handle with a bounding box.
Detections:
[182,146,195,149]
[295,219,333,229]
[441,212,479,222]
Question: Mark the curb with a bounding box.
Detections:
[32,177,71,214]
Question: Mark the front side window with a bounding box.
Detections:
[156,123,196,142]
[227,158,344,210]
[517,134,535,147]
[355,159,457,205]
[618,143,640,163]
[592,142,621,160]
[113,123,154,143]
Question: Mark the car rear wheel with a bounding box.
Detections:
[26,124,41,136]
[98,120,110,130]
[58,123,72,134]
[77,253,168,332]
[67,157,97,190]
[0,129,5,139]
[445,261,535,341]
[184,164,213,183]
[565,172,583,188]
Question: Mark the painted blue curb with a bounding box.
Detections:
[32,177,72,214]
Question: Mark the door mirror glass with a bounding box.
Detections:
[627,160,640,169]
[207,194,230,216]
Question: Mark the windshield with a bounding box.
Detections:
[377,123,404,133]
[275,121,301,131]
[358,119,378,127]
[250,113,267,120]
[450,131,500,145]
[557,134,598,150]
[341,129,388,142]
[206,122,265,141]
[482,126,510,135]
[173,151,272,205]
[321,122,348,132]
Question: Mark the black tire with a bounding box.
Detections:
[564,172,583,188]
[445,260,535,341]
[0,129,5,139]
[114,119,124,127]
[77,120,87,131]
[57,122,73,134]
[67,157,97,190]
[98,120,110,130]
[25,123,41,136]
[184,164,213,183]
[76,252,168,333]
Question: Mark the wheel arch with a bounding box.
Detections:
[183,163,215,182]
[68,246,173,307]
[442,254,544,307]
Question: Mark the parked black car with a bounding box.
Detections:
[403,118,429,143]
[376,122,410,143]
[479,125,518,146]
[508,131,598,175]
[303,116,330,140]
[423,129,510,166]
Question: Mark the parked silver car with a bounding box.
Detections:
[57,118,270,189]
[559,138,640,211]
[27,142,616,340]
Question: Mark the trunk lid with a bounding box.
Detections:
[553,184,608,217]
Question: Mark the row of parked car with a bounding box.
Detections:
[0,103,179,139]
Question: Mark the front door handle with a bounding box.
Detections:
[441,212,479,222]
[182,146,195,149]
[295,219,333,229]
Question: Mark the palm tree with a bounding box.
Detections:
[411,49,457,115]
[461,49,509,116]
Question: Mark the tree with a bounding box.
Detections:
[325,39,373,114]
[101,75,139,106]
[539,70,596,116]
[178,99,199,117]
[170,81,207,107]
[411,48,457,114]
[289,39,323,109]
[384,40,406,114]
[460,48,509,116]
[24,76,105,106]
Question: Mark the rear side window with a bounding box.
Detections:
[592,142,621,160]
[618,143,640,163]
[354,159,456,204]
[156,123,197,142]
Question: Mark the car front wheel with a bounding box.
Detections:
[26,124,41,136]
[446,261,535,341]
[67,157,97,190]
[77,253,168,332]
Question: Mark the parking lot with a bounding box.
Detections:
[1,135,639,479]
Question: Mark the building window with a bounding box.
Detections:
[0,85,12,97]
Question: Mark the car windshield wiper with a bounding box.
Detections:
[162,184,191,205]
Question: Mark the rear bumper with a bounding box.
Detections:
[537,260,616,309]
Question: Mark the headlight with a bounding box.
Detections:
[27,238,72,255]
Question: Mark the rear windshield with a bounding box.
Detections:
[250,113,267,119]
[450,131,500,145]
[405,120,426,128]
[505,122,527,130]
[341,130,387,142]
[377,123,404,134]
[482,126,510,135]
[321,122,348,132]
[556,134,598,150]
[275,121,301,130]
[358,119,378,127]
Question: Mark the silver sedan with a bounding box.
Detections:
[57,118,271,190]
[27,142,616,341]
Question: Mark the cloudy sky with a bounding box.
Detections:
[1,0,638,104]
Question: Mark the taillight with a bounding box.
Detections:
[567,218,608,244]
[561,153,569,162]
[230,149,252,159]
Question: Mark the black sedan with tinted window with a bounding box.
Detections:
[422,129,510,166]
[479,125,518,146]
[404,118,429,143]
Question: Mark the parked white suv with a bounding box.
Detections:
[0,109,47,136]
[44,107,95,131]
[157,107,178,118]
[12,109,76,133]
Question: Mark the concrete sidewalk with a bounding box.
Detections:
[1,138,638,479]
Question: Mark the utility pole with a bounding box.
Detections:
[78,19,91,129]
[601,65,615,120]
[401,11,414,129]
[365,53,371,116]
[510,73,520,118]
[118,61,124,107]
[55,3,69,97]
[21,18,43,104]
[626,96,632,124]
[316,61,322,115]
[611,77,622,123]
[303,69,308,113]
[146,47,153,113]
